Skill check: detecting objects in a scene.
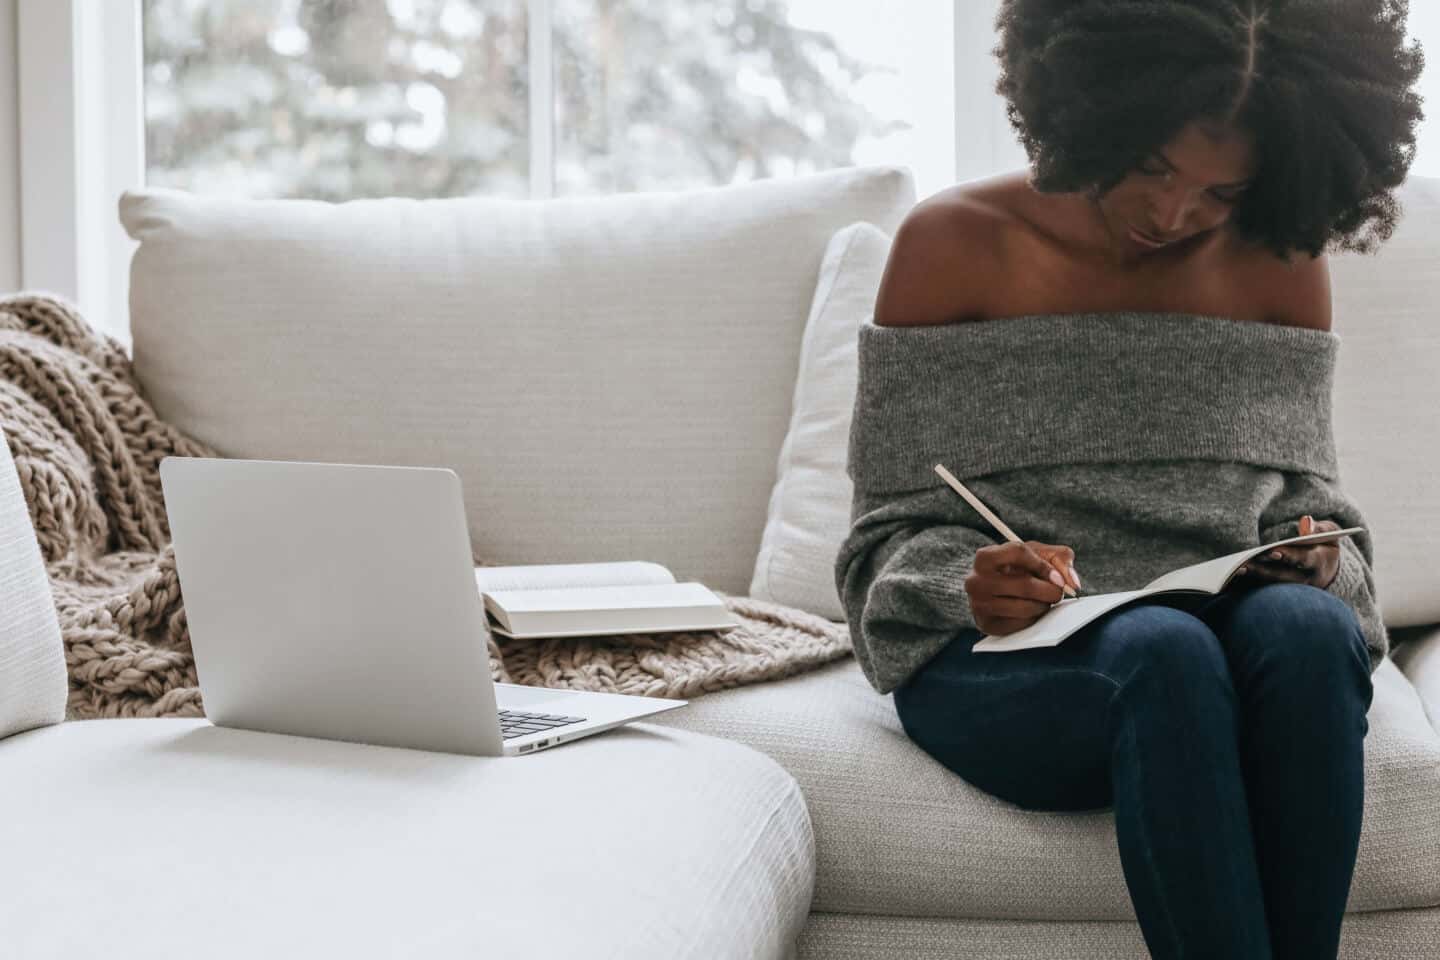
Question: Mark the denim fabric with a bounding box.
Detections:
[893,581,1375,960]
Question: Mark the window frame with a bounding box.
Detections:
[954,2,1020,184]
[17,0,1011,348]
[18,0,143,349]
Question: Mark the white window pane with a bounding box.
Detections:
[143,0,530,199]
[551,0,953,200]
[1408,13,1440,178]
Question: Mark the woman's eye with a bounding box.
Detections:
[1209,190,1243,204]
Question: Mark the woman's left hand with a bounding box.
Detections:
[1236,515,1341,589]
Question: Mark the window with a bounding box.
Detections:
[21,1,1029,347]
[55,2,1440,347]
[140,0,968,204]
[144,0,533,200]
[1409,9,1440,178]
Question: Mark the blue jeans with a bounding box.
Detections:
[893,581,1375,960]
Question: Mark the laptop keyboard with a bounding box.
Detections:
[498,709,587,740]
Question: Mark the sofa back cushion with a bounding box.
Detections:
[122,167,915,595]
[0,423,67,738]
[1327,175,1440,627]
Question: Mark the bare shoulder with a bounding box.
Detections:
[1226,234,1334,332]
[872,175,1025,327]
[1267,249,1333,332]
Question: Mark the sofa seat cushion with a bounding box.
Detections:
[648,654,1440,921]
[1,718,813,959]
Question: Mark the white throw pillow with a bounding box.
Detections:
[748,221,892,622]
[0,423,67,738]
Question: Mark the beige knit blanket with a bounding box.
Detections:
[0,293,852,720]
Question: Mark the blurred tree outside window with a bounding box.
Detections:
[143,0,956,201]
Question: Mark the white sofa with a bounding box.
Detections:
[4,164,1438,958]
[0,439,813,960]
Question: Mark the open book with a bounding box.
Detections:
[473,560,743,640]
[973,527,1365,653]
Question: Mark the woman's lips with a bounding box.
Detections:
[1128,225,1173,249]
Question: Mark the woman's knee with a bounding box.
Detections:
[1087,604,1234,692]
[1224,583,1372,687]
[1226,581,1370,664]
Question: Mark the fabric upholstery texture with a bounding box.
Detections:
[648,654,1440,920]
[0,717,814,960]
[793,906,1440,960]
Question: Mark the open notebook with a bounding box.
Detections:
[473,560,743,640]
[974,527,1365,653]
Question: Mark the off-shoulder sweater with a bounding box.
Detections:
[833,311,1389,696]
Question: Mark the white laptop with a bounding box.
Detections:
[158,456,688,757]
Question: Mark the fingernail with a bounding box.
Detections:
[1269,551,1282,560]
[1049,569,1065,588]
[1069,564,1081,588]
[1239,565,1249,575]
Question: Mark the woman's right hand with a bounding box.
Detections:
[965,541,1081,636]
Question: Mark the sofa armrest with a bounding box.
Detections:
[1392,623,1440,734]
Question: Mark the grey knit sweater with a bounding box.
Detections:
[834,311,1389,696]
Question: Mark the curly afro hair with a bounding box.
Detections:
[994,0,1426,258]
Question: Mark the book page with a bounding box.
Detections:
[472,560,676,594]
[486,581,717,613]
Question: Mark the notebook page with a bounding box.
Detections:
[1141,526,1365,595]
[973,590,1151,652]
[472,560,676,593]
[974,527,1367,654]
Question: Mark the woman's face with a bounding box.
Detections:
[1094,120,1257,255]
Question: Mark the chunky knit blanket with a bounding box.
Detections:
[0,293,851,720]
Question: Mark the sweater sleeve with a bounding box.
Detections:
[834,488,1000,695]
[1257,481,1389,675]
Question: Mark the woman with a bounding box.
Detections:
[833,2,1423,958]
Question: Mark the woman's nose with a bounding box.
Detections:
[1150,187,1197,235]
